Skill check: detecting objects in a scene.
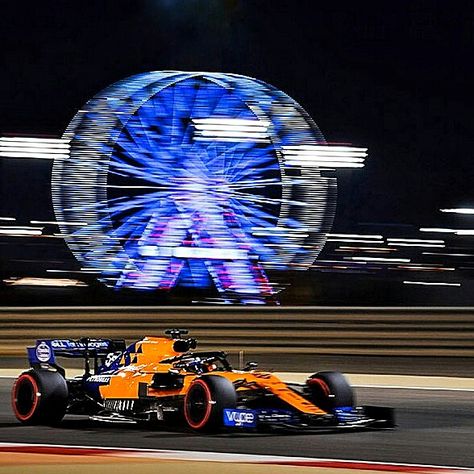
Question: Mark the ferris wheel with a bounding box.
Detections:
[52,71,341,303]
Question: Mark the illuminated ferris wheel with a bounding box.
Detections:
[52,71,364,303]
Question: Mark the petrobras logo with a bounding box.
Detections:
[223,409,257,428]
[35,341,52,362]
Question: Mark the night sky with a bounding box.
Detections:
[1,0,474,305]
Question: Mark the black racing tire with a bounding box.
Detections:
[306,371,354,413]
[184,375,237,432]
[11,369,68,425]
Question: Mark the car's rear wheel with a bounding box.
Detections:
[12,369,68,425]
[306,371,354,413]
[184,375,237,432]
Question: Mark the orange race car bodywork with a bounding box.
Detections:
[98,336,325,417]
[12,330,394,431]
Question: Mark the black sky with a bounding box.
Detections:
[1,0,474,304]
[2,1,474,224]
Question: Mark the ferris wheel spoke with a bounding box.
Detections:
[109,158,156,183]
[227,177,281,191]
[120,125,152,155]
[107,191,170,217]
[134,110,158,152]
[229,189,305,207]
[195,81,227,118]
[229,153,278,183]
[230,198,279,226]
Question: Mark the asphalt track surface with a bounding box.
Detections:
[0,379,473,468]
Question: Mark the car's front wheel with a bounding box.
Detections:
[306,371,354,413]
[184,375,237,432]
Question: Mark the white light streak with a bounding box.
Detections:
[193,118,270,128]
[0,217,16,221]
[0,229,42,236]
[0,152,69,160]
[419,228,458,233]
[335,246,396,252]
[420,227,474,236]
[346,256,410,263]
[30,220,88,226]
[440,208,474,215]
[327,239,386,244]
[396,265,455,271]
[0,136,70,160]
[423,252,474,257]
[328,233,383,239]
[387,238,444,244]
[0,137,69,145]
[140,246,248,260]
[403,280,461,287]
[282,145,368,169]
[388,243,445,248]
[0,147,67,154]
[192,118,270,142]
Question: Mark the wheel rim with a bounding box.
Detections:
[184,379,212,429]
[307,377,332,412]
[12,375,39,421]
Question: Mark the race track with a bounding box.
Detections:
[0,379,473,468]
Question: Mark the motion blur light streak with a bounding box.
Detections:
[0,137,70,160]
[282,145,367,169]
[403,280,461,287]
[347,256,410,263]
[420,228,458,233]
[387,243,445,248]
[423,252,474,257]
[440,208,474,215]
[387,238,444,244]
[2,277,87,287]
[326,239,385,244]
[396,265,455,271]
[0,227,43,236]
[50,71,366,303]
[30,220,89,226]
[327,233,383,239]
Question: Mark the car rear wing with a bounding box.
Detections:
[27,338,126,366]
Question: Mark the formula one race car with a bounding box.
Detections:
[12,329,394,432]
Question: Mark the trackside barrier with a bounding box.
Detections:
[0,306,473,357]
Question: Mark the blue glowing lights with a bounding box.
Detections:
[52,71,350,303]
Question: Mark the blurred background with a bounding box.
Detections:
[1,0,474,305]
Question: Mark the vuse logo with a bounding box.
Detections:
[223,409,257,427]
